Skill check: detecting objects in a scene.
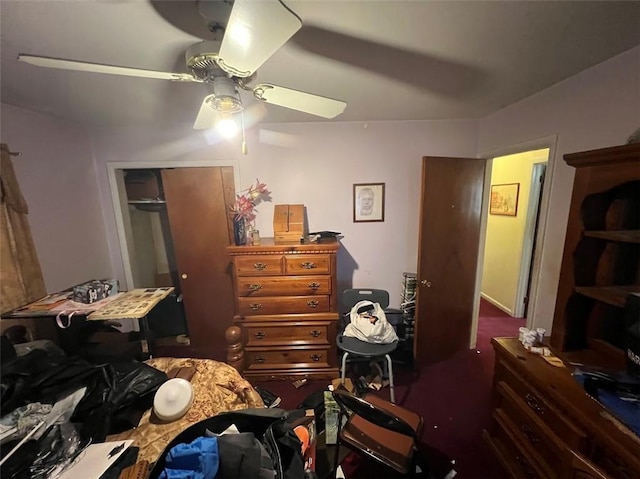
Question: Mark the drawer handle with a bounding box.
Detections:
[301,261,316,269]
[255,356,266,363]
[515,455,536,479]
[309,330,322,338]
[520,423,540,445]
[253,262,267,271]
[307,282,321,291]
[250,303,263,312]
[310,354,322,362]
[248,283,263,291]
[254,331,266,339]
[525,393,545,415]
[307,300,319,308]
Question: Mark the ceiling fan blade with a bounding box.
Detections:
[252,84,346,119]
[218,0,302,78]
[18,54,198,82]
[193,95,218,129]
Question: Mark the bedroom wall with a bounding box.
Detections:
[2,45,637,332]
[0,103,112,293]
[477,45,640,332]
[90,120,479,306]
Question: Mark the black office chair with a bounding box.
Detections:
[337,288,398,402]
[331,388,423,476]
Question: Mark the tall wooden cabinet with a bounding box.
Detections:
[226,238,340,381]
[485,143,640,478]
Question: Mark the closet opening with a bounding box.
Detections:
[122,168,188,340]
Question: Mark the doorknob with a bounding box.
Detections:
[421,279,432,287]
[181,273,188,280]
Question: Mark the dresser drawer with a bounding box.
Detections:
[235,255,284,276]
[238,296,330,316]
[592,441,640,479]
[489,408,546,479]
[236,276,331,297]
[495,358,587,450]
[497,382,566,472]
[246,347,331,370]
[566,450,609,479]
[284,254,331,275]
[243,321,330,347]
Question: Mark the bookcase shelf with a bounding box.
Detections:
[574,285,640,307]
[583,229,640,243]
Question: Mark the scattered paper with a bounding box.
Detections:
[57,440,133,479]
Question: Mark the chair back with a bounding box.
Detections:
[332,389,416,440]
[343,289,390,312]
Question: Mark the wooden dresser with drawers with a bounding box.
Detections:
[226,237,340,380]
[485,337,640,479]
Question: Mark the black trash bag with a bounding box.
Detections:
[1,348,73,413]
[149,408,310,479]
[0,349,168,441]
[78,361,168,440]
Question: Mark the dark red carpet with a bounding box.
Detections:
[253,299,524,478]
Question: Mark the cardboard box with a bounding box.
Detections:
[73,279,119,304]
[331,377,354,393]
[273,204,305,243]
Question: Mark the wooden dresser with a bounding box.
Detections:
[484,143,640,478]
[485,338,640,479]
[225,238,340,381]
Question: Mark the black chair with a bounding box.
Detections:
[331,388,423,476]
[337,288,398,402]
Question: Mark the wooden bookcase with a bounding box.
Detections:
[550,142,640,369]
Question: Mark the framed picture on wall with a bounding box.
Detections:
[353,183,385,222]
[490,183,520,216]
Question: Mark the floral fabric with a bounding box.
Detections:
[107,357,264,464]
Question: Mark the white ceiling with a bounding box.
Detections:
[1,1,639,130]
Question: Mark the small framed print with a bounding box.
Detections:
[353,183,385,222]
[490,183,520,216]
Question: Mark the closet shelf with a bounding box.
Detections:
[574,285,640,307]
[583,230,640,243]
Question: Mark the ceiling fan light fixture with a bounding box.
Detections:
[209,76,243,113]
[216,111,239,138]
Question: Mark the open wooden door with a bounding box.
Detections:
[414,156,486,365]
[162,167,236,360]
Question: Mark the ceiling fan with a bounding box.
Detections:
[17,0,347,130]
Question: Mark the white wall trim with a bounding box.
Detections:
[480,292,513,316]
[107,159,240,290]
[478,134,559,328]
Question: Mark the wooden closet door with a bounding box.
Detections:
[415,156,485,365]
[162,167,235,360]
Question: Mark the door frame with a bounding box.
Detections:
[471,135,558,347]
[513,161,547,318]
[107,159,240,290]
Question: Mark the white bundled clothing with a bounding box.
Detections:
[343,300,398,344]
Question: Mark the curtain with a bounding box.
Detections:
[0,143,46,314]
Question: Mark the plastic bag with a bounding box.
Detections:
[343,300,398,344]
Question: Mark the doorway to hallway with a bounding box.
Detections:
[480,148,549,321]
